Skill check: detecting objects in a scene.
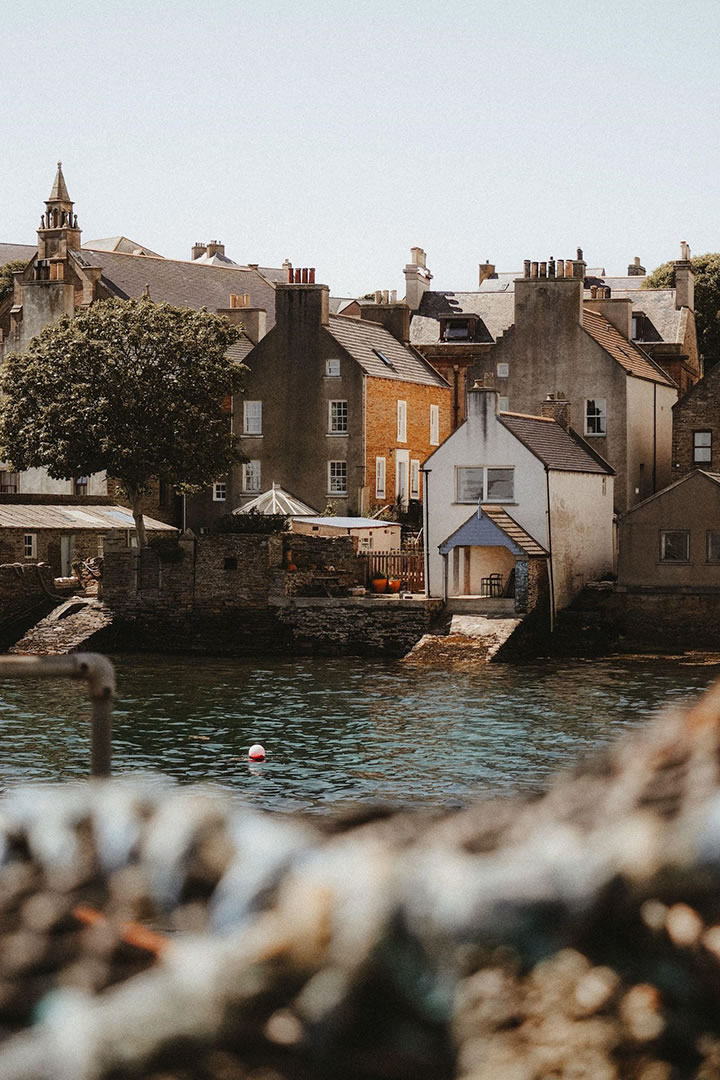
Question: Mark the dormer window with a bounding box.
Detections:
[439,313,481,342]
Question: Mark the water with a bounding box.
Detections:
[1,653,720,813]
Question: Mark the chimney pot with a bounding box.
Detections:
[309,268,316,284]
[523,259,531,278]
[531,261,539,278]
[590,285,597,298]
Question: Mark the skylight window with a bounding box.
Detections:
[373,348,395,369]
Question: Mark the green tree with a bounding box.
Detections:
[0,260,28,304]
[0,298,246,545]
[644,253,720,370]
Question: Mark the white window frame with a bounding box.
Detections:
[410,459,420,499]
[584,398,607,436]
[455,466,514,504]
[498,396,510,412]
[694,430,712,464]
[242,460,262,493]
[429,404,439,446]
[496,362,509,378]
[213,481,227,502]
[326,358,341,377]
[397,399,407,443]
[328,399,348,434]
[243,399,263,435]
[328,460,347,495]
[24,533,36,558]
[375,456,386,499]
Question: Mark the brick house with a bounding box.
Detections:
[406,244,699,428]
[223,277,451,522]
[671,360,720,478]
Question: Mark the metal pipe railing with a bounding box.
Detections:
[0,653,116,776]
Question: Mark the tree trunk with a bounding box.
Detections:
[126,485,147,548]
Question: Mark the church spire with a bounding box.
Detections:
[48,161,71,203]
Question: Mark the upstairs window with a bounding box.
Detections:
[375,456,386,498]
[328,400,348,433]
[707,531,720,562]
[585,398,607,436]
[442,320,470,341]
[660,530,689,562]
[0,471,18,494]
[74,476,89,496]
[328,461,347,495]
[213,482,227,501]
[456,466,514,503]
[496,362,509,378]
[242,460,261,493]
[326,358,341,377]
[410,459,420,499]
[397,400,407,442]
[243,400,263,435]
[429,404,439,446]
[694,431,712,464]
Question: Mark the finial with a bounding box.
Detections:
[58,161,62,169]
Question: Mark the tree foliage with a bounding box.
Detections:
[0,298,246,544]
[644,253,720,369]
[0,260,28,304]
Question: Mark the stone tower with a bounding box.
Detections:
[37,162,82,261]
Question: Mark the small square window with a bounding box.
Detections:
[456,467,485,503]
[74,476,89,496]
[24,533,36,558]
[328,461,347,494]
[694,431,712,464]
[326,358,341,377]
[213,482,227,501]
[496,363,509,378]
[498,396,509,412]
[224,557,238,570]
[660,530,689,562]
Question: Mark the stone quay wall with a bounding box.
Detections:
[0,562,57,649]
[102,533,436,656]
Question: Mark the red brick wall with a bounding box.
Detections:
[364,376,451,512]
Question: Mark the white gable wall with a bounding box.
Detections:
[548,470,615,608]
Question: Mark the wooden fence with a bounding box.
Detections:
[357,551,425,592]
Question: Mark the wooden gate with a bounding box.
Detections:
[358,551,425,592]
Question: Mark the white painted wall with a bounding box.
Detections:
[424,387,548,597]
[625,379,676,506]
[548,470,615,608]
[17,469,108,495]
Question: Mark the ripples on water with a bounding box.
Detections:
[1,654,719,813]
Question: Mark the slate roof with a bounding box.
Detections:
[0,244,35,268]
[618,470,720,519]
[582,309,675,385]
[84,237,163,257]
[75,249,279,328]
[498,412,614,474]
[328,315,448,387]
[411,291,515,344]
[0,504,176,531]
[480,506,548,555]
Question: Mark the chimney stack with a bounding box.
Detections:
[540,394,571,430]
[192,242,207,260]
[478,260,496,285]
[627,256,646,276]
[403,247,432,310]
[674,241,695,311]
[206,241,225,258]
[275,274,330,332]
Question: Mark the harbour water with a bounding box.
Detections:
[2,652,720,813]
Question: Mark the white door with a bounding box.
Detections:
[60,534,74,577]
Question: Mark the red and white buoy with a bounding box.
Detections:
[248,743,266,762]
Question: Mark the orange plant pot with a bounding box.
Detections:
[387,579,402,593]
[371,577,388,593]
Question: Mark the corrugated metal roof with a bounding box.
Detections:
[0,504,176,531]
[298,517,401,530]
[329,315,448,387]
[499,413,614,474]
[582,309,676,385]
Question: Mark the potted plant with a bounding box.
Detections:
[387,578,402,593]
[371,576,387,593]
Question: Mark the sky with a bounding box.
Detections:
[4,0,720,297]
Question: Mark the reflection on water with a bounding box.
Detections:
[1,653,719,813]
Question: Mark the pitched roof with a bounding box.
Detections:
[0,244,35,268]
[498,412,614,474]
[618,470,720,518]
[439,504,547,557]
[84,237,163,257]
[0,504,175,531]
[233,483,318,516]
[480,505,548,555]
[48,162,70,203]
[582,309,675,385]
[75,249,278,328]
[411,291,514,343]
[328,315,448,387]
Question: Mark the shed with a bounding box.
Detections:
[290,517,402,552]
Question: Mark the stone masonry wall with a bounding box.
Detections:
[672,361,720,475]
[0,562,57,649]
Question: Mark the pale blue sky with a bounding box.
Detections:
[4,0,719,296]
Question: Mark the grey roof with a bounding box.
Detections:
[233,483,318,516]
[0,504,176,531]
[329,315,448,387]
[84,237,163,257]
[411,291,515,344]
[609,289,683,343]
[227,335,255,363]
[618,470,720,519]
[76,249,278,327]
[582,310,675,385]
[498,413,614,474]
[191,251,240,267]
[48,163,71,203]
[0,244,35,268]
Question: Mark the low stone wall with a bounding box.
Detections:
[102,534,436,656]
[0,562,58,650]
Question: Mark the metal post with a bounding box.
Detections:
[0,653,116,776]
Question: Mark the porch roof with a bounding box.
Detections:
[439,505,547,557]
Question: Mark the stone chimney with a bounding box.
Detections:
[674,241,695,311]
[218,294,267,343]
[191,243,207,260]
[275,272,330,335]
[359,298,411,343]
[515,252,584,331]
[584,288,633,339]
[478,260,496,286]
[540,394,571,430]
[403,247,432,310]
[627,256,646,276]
[466,379,499,437]
[206,241,225,258]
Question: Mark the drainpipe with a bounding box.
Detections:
[652,382,657,493]
[442,552,448,603]
[362,374,367,514]
[545,465,556,633]
[422,466,431,596]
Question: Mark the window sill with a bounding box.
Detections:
[326,432,349,438]
[241,433,263,439]
[327,492,347,497]
[454,500,517,506]
[657,560,691,566]
[584,432,607,438]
